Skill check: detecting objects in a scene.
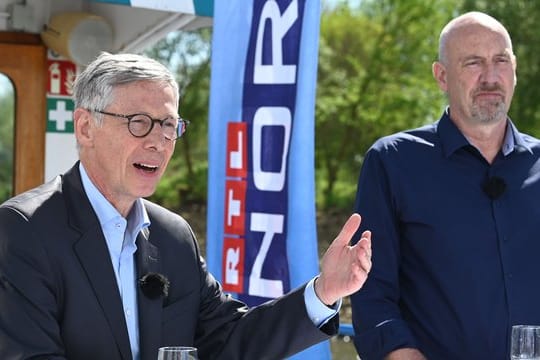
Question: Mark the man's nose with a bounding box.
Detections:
[480,62,500,84]
[144,123,168,150]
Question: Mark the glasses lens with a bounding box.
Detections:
[177,120,189,139]
[128,114,153,137]
[162,118,179,140]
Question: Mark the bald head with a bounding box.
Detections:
[438,12,513,65]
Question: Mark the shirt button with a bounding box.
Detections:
[126,308,131,317]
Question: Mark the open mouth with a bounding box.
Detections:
[134,163,158,173]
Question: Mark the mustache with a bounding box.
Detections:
[473,84,505,95]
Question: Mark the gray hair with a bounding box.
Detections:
[438,11,514,65]
[73,52,179,125]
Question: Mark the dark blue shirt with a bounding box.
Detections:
[351,110,540,359]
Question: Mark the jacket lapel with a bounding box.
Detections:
[136,227,163,360]
[63,163,132,360]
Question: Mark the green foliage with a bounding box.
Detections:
[145,28,212,210]
[0,76,14,203]
[315,0,459,208]
[151,159,208,208]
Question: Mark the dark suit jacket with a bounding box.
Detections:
[0,164,337,360]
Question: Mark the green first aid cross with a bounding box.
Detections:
[47,98,74,133]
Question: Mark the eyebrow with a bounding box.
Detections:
[128,111,181,119]
[461,52,512,62]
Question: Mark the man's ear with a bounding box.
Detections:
[432,61,448,92]
[74,108,95,147]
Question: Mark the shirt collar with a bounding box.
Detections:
[437,107,532,158]
[78,163,150,232]
[507,119,534,155]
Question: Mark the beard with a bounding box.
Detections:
[470,99,507,124]
[469,83,509,124]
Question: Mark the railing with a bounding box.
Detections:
[339,323,354,336]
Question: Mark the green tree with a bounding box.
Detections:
[316,0,460,208]
[0,76,14,203]
[145,28,212,209]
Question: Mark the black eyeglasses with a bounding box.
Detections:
[93,109,190,140]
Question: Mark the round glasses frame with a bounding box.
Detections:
[93,109,190,140]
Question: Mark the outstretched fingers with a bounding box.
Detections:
[332,213,362,248]
[356,230,372,274]
[317,214,373,303]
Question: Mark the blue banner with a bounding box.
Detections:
[207,0,326,358]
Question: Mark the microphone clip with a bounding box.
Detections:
[139,272,170,300]
[482,176,506,200]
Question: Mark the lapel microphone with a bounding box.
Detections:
[482,176,506,200]
[139,272,170,299]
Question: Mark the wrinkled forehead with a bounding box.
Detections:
[442,13,513,50]
[454,23,512,50]
[439,19,514,64]
[443,12,506,33]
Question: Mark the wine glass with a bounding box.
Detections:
[511,325,540,360]
[157,346,198,360]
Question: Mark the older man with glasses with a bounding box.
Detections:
[0,52,372,360]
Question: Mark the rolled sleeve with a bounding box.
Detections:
[354,318,418,359]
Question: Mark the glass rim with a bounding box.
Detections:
[158,346,197,351]
[91,109,189,140]
[512,324,540,329]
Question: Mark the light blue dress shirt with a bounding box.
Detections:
[79,164,338,359]
[80,164,149,360]
[305,278,342,327]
